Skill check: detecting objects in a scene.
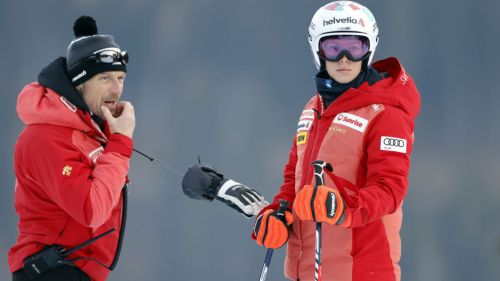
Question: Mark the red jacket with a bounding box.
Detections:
[264,58,420,281]
[8,82,133,281]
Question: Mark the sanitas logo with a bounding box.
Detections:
[333,112,368,132]
[323,17,365,27]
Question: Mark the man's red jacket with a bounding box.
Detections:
[9,82,132,281]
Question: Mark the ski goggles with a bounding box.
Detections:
[319,35,369,62]
[82,49,129,65]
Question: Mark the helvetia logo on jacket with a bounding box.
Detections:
[380,136,407,153]
[333,113,368,132]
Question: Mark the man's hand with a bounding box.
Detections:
[101,101,135,138]
[182,165,269,218]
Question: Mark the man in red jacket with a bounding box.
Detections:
[9,16,134,281]
[252,1,421,281]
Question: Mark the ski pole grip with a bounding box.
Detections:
[312,160,332,186]
[276,200,289,217]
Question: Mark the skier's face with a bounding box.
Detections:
[325,56,362,84]
[77,71,126,119]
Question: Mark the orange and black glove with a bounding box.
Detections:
[293,185,345,225]
[253,208,294,249]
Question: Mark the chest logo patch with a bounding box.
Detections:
[380,136,407,153]
[333,112,368,132]
[62,165,73,176]
[88,147,105,164]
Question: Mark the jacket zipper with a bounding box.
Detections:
[297,98,325,278]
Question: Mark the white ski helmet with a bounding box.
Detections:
[308,1,379,69]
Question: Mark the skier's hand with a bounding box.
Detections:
[293,185,346,225]
[215,179,269,218]
[101,101,135,138]
[253,208,293,249]
[182,165,269,217]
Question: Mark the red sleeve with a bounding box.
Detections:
[343,107,415,228]
[27,129,133,227]
[104,134,133,157]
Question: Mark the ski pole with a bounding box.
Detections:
[258,199,289,281]
[311,160,332,281]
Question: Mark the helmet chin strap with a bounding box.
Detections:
[362,57,370,70]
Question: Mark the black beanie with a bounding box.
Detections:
[66,16,127,85]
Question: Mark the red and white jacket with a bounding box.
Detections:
[264,58,421,281]
[8,82,133,281]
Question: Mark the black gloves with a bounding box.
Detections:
[182,165,269,218]
[181,165,222,201]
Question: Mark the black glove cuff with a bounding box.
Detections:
[208,178,227,200]
[182,165,224,201]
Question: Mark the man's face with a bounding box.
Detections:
[77,71,126,119]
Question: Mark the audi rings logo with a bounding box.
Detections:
[383,138,405,147]
[380,136,407,153]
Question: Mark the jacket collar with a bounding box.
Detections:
[37,57,105,129]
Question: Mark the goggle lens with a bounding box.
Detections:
[319,35,369,62]
[89,50,128,65]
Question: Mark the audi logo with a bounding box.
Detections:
[383,138,405,147]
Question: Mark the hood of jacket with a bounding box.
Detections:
[17,58,97,132]
[320,57,421,120]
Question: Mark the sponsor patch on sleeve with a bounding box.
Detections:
[380,136,407,153]
[297,109,315,132]
[60,96,77,112]
[297,131,308,145]
[297,119,313,132]
[88,146,105,163]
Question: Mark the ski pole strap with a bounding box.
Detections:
[276,199,289,217]
[310,186,318,221]
[311,160,333,186]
